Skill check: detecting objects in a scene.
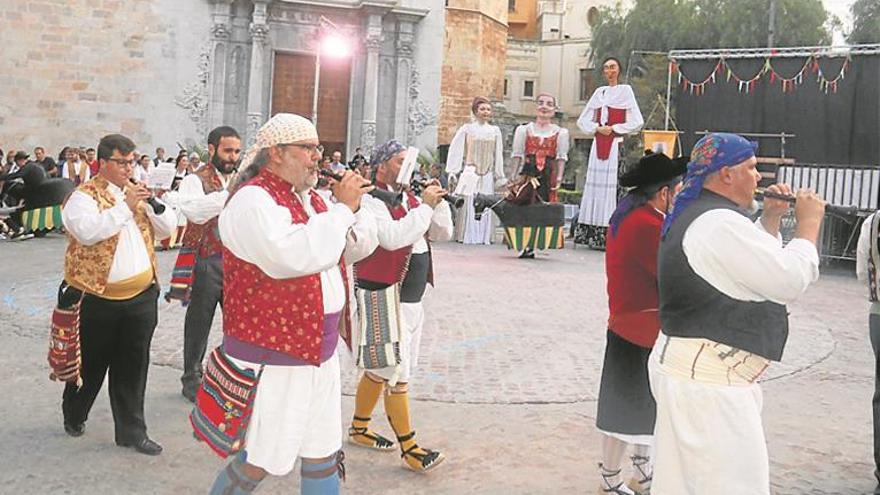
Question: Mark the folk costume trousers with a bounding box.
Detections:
[182,254,223,388]
[62,285,159,443]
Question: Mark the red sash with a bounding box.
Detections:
[593,107,627,160]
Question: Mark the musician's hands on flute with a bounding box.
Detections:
[793,188,826,246]
[421,184,447,208]
[328,170,373,213]
[758,184,792,237]
[125,180,152,213]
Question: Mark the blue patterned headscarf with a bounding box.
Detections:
[660,133,758,237]
[370,139,406,167]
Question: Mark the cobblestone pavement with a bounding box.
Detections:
[0,234,875,494]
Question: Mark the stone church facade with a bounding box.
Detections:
[1,0,445,157]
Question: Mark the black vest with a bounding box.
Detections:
[658,191,789,361]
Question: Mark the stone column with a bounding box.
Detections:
[245,0,270,145]
[208,0,234,130]
[360,14,383,150]
[393,17,417,142]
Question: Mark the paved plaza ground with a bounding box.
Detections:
[0,234,876,494]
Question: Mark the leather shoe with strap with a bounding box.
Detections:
[118,437,163,456]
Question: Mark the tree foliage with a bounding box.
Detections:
[848,0,880,44]
[592,0,831,71]
[588,0,831,165]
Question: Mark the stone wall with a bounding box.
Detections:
[0,0,212,156]
[438,2,509,144]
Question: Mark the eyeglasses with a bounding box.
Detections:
[106,157,136,167]
[284,143,324,155]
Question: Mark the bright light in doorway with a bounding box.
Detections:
[321,34,351,59]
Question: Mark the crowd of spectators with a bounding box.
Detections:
[0,141,448,242]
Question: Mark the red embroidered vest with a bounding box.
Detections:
[355,184,431,286]
[179,166,225,258]
[222,170,351,364]
[524,132,558,172]
[525,131,561,202]
[593,107,627,160]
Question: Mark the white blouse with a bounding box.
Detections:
[577,84,644,140]
[511,122,570,161]
[446,121,505,178]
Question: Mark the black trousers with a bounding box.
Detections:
[182,255,223,386]
[62,284,159,443]
[870,314,880,483]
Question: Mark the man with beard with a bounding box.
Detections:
[204,113,377,494]
[165,126,242,402]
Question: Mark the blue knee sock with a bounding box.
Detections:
[300,452,342,495]
[210,452,261,495]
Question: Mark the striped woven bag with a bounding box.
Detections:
[190,346,263,458]
[355,285,403,370]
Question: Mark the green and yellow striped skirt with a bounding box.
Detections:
[503,225,566,251]
[494,202,566,251]
[21,205,63,233]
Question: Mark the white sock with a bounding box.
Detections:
[599,434,629,490]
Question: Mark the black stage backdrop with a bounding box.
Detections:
[675,55,880,165]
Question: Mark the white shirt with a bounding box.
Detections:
[511,122,570,160]
[330,161,347,174]
[62,181,176,282]
[62,160,91,182]
[177,169,231,225]
[577,84,644,140]
[682,208,820,305]
[219,184,378,313]
[856,212,875,282]
[359,189,454,255]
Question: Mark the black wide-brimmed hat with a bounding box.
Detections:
[619,152,688,189]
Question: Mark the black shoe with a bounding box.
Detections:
[181,385,198,403]
[118,437,163,456]
[518,249,535,259]
[64,422,85,437]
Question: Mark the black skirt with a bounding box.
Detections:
[596,329,656,436]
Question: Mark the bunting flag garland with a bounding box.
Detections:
[671,53,851,96]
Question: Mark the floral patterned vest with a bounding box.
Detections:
[63,175,157,296]
[222,170,352,364]
[179,165,225,258]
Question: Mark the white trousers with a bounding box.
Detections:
[229,354,342,476]
[370,301,424,383]
[648,345,770,495]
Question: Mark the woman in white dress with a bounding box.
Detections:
[445,96,505,244]
[575,57,644,249]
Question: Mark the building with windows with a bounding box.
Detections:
[1,0,446,158]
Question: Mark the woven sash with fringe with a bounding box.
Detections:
[190,346,263,458]
[355,284,403,370]
[164,247,197,305]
